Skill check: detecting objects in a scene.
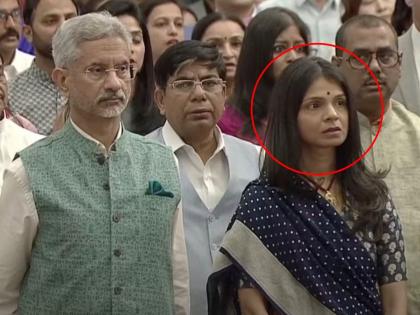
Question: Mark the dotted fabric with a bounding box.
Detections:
[232,178,406,315]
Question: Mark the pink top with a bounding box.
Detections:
[3,109,39,133]
[218,105,266,145]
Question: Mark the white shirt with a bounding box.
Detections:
[257,0,342,60]
[162,121,229,211]
[0,116,43,194]
[4,50,34,81]
[0,120,190,315]
[411,24,420,91]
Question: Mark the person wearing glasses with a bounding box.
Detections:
[0,13,190,314]
[0,0,34,81]
[147,40,260,315]
[333,14,420,314]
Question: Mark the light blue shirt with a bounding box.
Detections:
[257,0,342,60]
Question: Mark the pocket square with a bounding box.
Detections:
[145,180,174,198]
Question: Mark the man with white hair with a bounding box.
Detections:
[0,12,189,314]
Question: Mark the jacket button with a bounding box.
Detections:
[114,287,122,295]
[112,214,121,223]
[103,183,110,191]
[114,249,122,257]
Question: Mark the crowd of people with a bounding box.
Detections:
[0,0,418,314]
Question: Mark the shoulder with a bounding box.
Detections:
[223,133,260,152]
[126,130,173,155]
[391,100,420,125]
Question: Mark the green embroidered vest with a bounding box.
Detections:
[18,123,181,314]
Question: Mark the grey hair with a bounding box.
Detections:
[52,12,132,68]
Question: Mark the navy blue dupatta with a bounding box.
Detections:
[208,178,382,315]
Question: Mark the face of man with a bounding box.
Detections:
[55,37,132,121]
[25,0,78,60]
[156,61,226,140]
[0,0,21,59]
[334,25,401,117]
[0,57,8,112]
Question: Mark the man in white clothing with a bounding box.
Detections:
[0,52,41,194]
[0,0,34,81]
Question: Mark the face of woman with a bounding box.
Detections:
[297,77,349,153]
[271,24,306,79]
[146,3,184,63]
[358,0,397,23]
[201,20,244,81]
[118,15,145,73]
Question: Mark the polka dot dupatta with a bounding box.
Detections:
[207,178,383,315]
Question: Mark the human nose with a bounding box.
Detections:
[368,53,382,73]
[285,50,299,63]
[325,103,339,120]
[168,22,178,35]
[5,14,16,27]
[103,70,123,91]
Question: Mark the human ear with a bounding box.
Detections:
[154,88,166,116]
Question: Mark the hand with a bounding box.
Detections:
[238,288,269,315]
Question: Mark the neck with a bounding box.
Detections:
[34,54,55,76]
[182,128,218,164]
[0,110,4,121]
[300,146,336,175]
[0,49,16,65]
[359,98,391,123]
[313,0,328,10]
[216,3,254,20]
[70,109,121,150]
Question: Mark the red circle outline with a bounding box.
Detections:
[250,42,384,177]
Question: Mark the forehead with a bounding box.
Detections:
[76,37,131,67]
[344,25,397,51]
[0,0,19,10]
[149,3,182,20]
[202,20,244,39]
[304,77,344,98]
[173,61,219,78]
[118,15,141,32]
[275,25,304,42]
[33,0,77,19]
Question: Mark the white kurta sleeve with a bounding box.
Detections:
[0,159,38,314]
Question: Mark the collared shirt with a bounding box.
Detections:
[4,49,34,82]
[257,0,342,60]
[0,116,43,194]
[162,121,229,210]
[9,61,66,135]
[0,120,190,315]
[411,24,420,91]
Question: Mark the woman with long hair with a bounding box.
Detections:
[192,12,245,100]
[220,7,310,144]
[208,57,407,314]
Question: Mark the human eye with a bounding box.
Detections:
[175,18,184,28]
[378,50,397,65]
[86,65,105,79]
[273,44,287,54]
[43,16,58,26]
[11,9,21,18]
[336,97,347,107]
[154,19,167,27]
[230,37,243,48]
[116,64,130,76]
[132,34,143,45]
[202,78,219,89]
[174,80,194,90]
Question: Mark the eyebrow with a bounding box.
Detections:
[174,74,219,80]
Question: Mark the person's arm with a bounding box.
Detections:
[172,202,190,315]
[238,288,269,315]
[380,281,407,315]
[377,197,408,315]
[0,159,38,314]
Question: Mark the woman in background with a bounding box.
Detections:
[219,7,310,144]
[192,13,245,99]
[140,0,184,64]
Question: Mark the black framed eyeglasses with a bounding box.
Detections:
[345,49,402,69]
[0,9,21,24]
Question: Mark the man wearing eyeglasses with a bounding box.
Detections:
[333,15,420,315]
[0,0,33,81]
[0,13,189,315]
[147,40,260,315]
